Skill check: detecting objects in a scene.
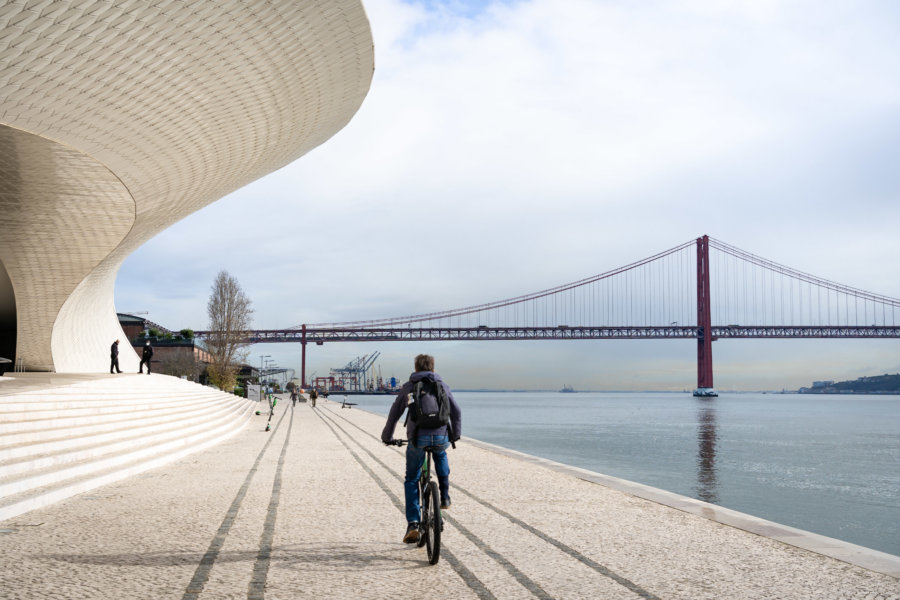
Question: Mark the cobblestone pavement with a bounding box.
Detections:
[1,397,898,599]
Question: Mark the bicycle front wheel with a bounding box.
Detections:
[423,480,441,564]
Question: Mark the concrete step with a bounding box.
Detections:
[0,397,223,432]
[0,378,171,397]
[0,374,257,521]
[1,394,202,416]
[0,400,254,498]
[0,402,254,522]
[0,395,248,461]
[0,386,239,406]
[0,398,252,480]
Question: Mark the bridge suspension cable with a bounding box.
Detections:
[301,239,697,329]
[205,234,900,391]
[708,237,899,328]
[296,236,900,331]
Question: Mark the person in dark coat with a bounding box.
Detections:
[139,340,153,374]
[381,354,461,544]
[110,339,122,374]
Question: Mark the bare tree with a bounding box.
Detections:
[206,270,253,390]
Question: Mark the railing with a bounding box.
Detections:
[196,324,900,344]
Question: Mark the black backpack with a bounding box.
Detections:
[408,378,450,430]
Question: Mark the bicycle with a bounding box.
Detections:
[388,439,444,565]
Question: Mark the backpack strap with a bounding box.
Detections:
[403,380,423,427]
[412,380,425,421]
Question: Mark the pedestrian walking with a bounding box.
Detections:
[110,339,122,374]
[139,340,153,374]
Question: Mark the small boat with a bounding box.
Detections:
[559,385,576,393]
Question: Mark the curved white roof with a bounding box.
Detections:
[0,0,374,372]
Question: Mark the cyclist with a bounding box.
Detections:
[382,354,461,544]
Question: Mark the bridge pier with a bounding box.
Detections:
[695,235,717,397]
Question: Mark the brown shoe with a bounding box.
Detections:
[403,523,420,544]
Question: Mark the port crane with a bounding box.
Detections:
[329,351,380,392]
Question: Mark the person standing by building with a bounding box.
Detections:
[381,354,461,544]
[110,339,122,374]
[139,340,153,374]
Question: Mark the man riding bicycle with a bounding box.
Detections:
[382,354,461,544]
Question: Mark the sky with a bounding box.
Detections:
[115,0,900,391]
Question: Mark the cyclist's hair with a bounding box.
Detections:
[414,354,434,372]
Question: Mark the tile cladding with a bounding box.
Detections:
[0,0,374,372]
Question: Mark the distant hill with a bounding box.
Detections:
[800,373,900,394]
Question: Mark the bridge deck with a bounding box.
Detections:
[197,324,900,344]
[2,398,897,599]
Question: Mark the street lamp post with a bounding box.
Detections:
[264,358,276,391]
[259,354,270,384]
[259,354,271,401]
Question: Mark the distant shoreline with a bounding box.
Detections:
[332,388,900,396]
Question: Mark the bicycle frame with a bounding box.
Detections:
[390,439,443,564]
[419,449,432,486]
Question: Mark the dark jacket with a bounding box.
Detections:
[381,371,461,443]
[142,345,153,360]
[110,341,118,358]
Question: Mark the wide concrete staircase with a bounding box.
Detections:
[0,374,256,522]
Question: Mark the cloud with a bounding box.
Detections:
[116,0,900,389]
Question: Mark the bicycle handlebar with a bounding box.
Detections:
[386,438,457,449]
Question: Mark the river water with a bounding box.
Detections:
[345,391,900,556]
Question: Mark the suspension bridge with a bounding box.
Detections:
[196,235,900,396]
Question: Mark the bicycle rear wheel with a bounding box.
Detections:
[423,480,441,564]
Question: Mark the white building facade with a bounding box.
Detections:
[0,1,374,372]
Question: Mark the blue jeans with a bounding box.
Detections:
[404,435,450,523]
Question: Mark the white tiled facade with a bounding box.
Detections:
[0,1,374,372]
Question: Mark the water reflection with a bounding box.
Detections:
[695,399,719,504]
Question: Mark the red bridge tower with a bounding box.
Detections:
[695,235,717,397]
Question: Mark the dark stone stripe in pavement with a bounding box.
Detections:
[318,408,555,600]
[319,409,548,599]
[442,512,553,600]
[313,408,496,600]
[455,486,662,600]
[182,403,289,600]
[324,405,661,600]
[248,402,294,600]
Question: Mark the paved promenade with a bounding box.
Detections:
[1,396,898,599]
